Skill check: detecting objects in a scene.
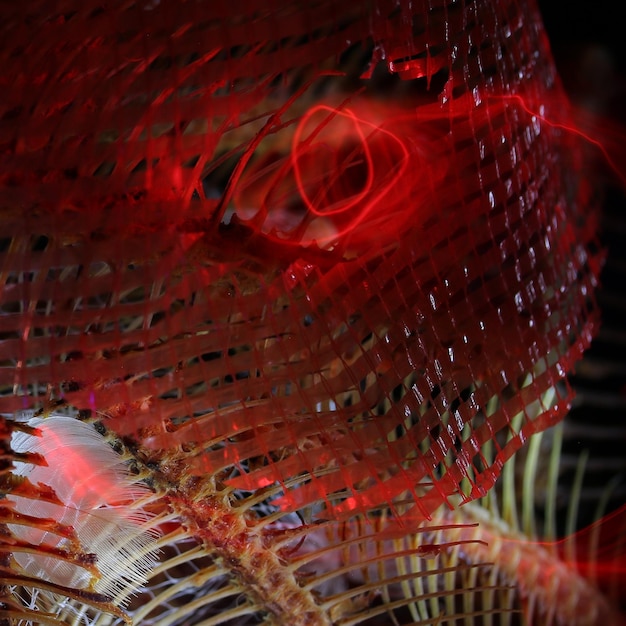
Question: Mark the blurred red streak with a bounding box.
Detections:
[496,93,626,189]
[499,503,626,596]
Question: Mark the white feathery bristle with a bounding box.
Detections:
[9,415,160,605]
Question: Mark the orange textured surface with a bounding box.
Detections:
[0,0,601,522]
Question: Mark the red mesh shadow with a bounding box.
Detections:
[0,0,602,522]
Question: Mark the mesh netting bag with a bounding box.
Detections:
[0,1,614,625]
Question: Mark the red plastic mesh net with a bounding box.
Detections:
[0,0,601,523]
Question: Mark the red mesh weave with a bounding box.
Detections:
[0,0,601,521]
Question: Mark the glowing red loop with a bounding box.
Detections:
[230,100,420,252]
[290,104,410,244]
[292,105,376,217]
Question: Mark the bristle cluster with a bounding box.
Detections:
[8,416,159,605]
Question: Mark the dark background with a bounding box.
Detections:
[540,1,625,70]
[539,1,625,120]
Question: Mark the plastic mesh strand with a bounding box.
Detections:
[0,0,600,522]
